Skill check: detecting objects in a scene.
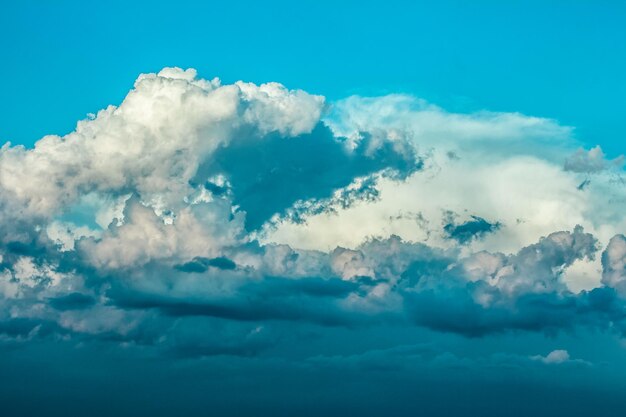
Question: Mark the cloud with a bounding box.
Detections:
[443,214,502,244]
[0,67,325,223]
[0,67,626,367]
[532,349,570,364]
[77,196,245,269]
[267,95,626,295]
[564,146,624,174]
[530,349,592,366]
[48,292,96,311]
[174,256,237,273]
[194,123,421,230]
[326,94,572,150]
[602,234,626,295]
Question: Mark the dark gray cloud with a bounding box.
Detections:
[174,256,237,273]
[443,214,502,244]
[0,223,620,347]
[106,273,370,327]
[194,123,422,230]
[48,292,96,311]
[564,146,624,174]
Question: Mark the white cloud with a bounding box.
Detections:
[264,95,626,291]
[532,349,570,364]
[0,67,324,221]
[78,196,246,269]
[326,94,572,159]
[1,68,625,348]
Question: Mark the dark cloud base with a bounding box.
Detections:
[1,334,626,417]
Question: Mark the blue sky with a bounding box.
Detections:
[2,0,625,154]
[1,2,626,416]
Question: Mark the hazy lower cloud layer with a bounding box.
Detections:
[1,68,626,416]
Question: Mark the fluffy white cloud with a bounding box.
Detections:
[0,67,625,350]
[78,196,246,269]
[265,94,626,292]
[0,67,324,221]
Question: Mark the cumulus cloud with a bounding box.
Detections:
[0,67,625,361]
[564,145,624,174]
[0,67,325,223]
[530,349,591,366]
[602,234,626,295]
[532,349,570,364]
[267,95,626,294]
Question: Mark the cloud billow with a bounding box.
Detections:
[0,67,625,362]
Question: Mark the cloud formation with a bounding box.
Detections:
[0,67,625,362]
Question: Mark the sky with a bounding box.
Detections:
[2,0,625,154]
[1,1,626,416]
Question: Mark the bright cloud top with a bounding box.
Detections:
[0,67,625,354]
